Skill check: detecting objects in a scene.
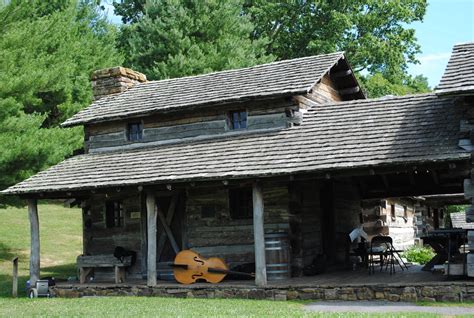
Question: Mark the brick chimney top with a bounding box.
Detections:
[91,67,147,100]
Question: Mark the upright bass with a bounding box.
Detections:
[172,250,254,284]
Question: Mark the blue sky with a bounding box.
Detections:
[102,0,473,88]
[407,0,474,88]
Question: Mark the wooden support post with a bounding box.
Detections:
[28,199,40,286]
[146,191,157,287]
[252,182,267,287]
[12,257,18,298]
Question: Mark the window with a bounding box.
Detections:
[105,201,124,228]
[127,122,143,141]
[229,187,253,219]
[228,110,247,130]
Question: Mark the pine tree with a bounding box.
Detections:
[0,0,123,204]
[118,0,273,80]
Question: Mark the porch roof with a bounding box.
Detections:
[437,42,474,95]
[2,93,468,195]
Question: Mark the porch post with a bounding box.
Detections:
[28,198,40,286]
[146,191,157,287]
[252,182,267,287]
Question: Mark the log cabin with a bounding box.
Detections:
[3,43,474,289]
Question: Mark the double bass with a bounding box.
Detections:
[172,250,254,284]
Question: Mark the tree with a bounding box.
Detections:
[0,0,123,204]
[117,0,273,80]
[360,73,430,98]
[113,0,145,24]
[244,0,427,82]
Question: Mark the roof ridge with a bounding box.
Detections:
[142,51,345,85]
[453,41,474,48]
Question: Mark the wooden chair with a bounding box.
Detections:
[367,236,395,275]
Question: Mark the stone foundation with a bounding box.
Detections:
[51,282,474,302]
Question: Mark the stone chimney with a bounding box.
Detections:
[91,67,147,100]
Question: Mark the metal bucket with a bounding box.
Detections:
[265,232,290,280]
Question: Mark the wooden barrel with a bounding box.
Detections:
[265,233,290,281]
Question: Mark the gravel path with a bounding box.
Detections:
[305,301,474,315]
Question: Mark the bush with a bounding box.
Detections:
[401,246,435,265]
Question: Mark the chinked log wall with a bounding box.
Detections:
[83,194,144,279]
[84,98,296,152]
[185,182,290,267]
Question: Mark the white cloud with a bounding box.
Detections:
[417,52,452,62]
[408,52,452,87]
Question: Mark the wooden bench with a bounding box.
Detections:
[77,255,132,284]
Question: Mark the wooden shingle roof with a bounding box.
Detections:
[437,42,474,95]
[3,93,468,195]
[62,52,346,127]
[450,211,474,229]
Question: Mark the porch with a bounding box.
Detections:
[51,265,474,302]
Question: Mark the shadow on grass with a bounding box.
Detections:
[0,242,17,262]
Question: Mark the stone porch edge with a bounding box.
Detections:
[51,282,474,302]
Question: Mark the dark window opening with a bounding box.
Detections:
[105,201,124,228]
[229,187,253,219]
[228,110,247,130]
[127,122,143,141]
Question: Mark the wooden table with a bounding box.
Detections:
[421,229,466,272]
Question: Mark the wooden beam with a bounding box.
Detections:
[12,256,18,298]
[146,191,157,287]
[331,69,352,78]
[156,201,180,254]
[339,86,360,95]
[28,199,40,286]
[252,182,267,287]
[157,194,179,261]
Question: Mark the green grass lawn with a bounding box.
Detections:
[0,203,471,317]
[0,202,82,298]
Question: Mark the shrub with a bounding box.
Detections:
[401,246,435,265]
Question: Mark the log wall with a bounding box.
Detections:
[185,181,290,268]
[361,198,416,250]
[308,75,342,103]
[83,193,144,279]
[85,99,297,152]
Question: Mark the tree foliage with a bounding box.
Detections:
[359,73,430,98]
[114,0,429,96]
[0,0,122,204]
[117,0,273,80]
[244,0,427,80]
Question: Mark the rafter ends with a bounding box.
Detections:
[339,86,360,95]
[331,69,353,78]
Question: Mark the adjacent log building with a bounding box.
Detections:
[3,43,474,288]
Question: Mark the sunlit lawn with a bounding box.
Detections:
[0,202,82,298]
